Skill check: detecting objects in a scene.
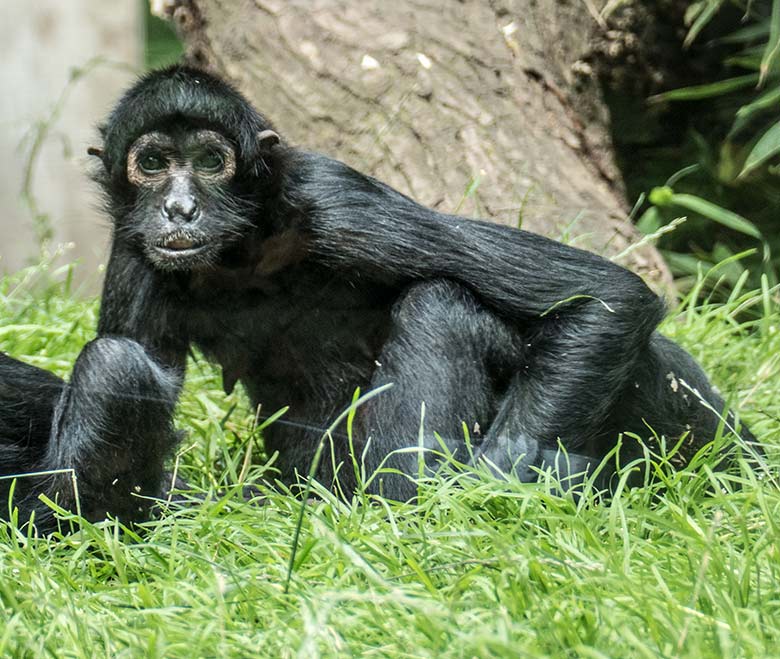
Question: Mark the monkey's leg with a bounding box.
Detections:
[475,332,762,490]
[604,333,762,471]
[471,387,604,490]
[355,280,606,499]
[0,353,65,517]
[355,280,522,499]
[2,338,181,532]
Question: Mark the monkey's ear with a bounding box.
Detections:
[257,130,280,149]
[87,146,104,158]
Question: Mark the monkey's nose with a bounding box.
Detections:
[163,195,199,222]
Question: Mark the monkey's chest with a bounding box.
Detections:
[186,269,394,412]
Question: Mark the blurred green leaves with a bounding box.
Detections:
[648,186,762,239]
[639,181,774,291]
[651,0,780,185]
[740,120,780,176]
[635,1,780,292]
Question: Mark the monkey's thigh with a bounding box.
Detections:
[357,280,601,499]
[357,279,519,499]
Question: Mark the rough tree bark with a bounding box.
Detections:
[152,0,671,286]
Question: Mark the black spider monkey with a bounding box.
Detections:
[0,66,758,531]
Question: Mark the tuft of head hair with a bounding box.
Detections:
[97,66,278,181]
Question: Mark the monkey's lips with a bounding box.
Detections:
[149,232,212,269]
[164,237,200,250]
[155,233,206,254]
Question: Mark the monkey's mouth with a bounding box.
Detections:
[148,231,213,270]
[164,237,200,250]
[154,232,208,255]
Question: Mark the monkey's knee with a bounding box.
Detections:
[392,279,478,329]
[72,338,179,395]
[44,338,183,524]
[51,337,181,461]
[67,338,181,421]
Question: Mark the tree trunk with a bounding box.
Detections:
[152,0,671,286]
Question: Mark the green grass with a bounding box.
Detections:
[0,261,778,658]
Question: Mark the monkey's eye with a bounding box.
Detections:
[193,150,224,173]
[138,152,167,174]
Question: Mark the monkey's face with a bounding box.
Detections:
[122,129,253,272]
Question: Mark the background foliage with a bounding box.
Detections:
[615,0,780,293]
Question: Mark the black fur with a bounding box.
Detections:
[97,67,276,183]
[0,66,759,528]
[0,340,180,532]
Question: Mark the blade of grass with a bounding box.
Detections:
[739,120,780,177]
[284,383,394,594]
[759,0,780,85]
[730,85,780,135]
[648,74,759,103]
[683,0,726,48]
[649,187,763,239]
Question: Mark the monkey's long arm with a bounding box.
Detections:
[98,241,190,372]
[298,155,661,321]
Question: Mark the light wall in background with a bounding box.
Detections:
[0,1,142,289]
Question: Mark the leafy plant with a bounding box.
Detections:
[638,0,780,291]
